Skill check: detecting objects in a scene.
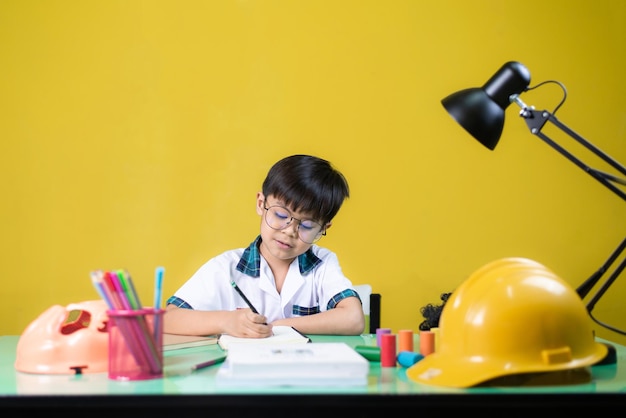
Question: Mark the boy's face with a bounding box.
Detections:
[255,193,330,262]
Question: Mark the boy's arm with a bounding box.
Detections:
[270,296,364,335]
[163,305,272,338]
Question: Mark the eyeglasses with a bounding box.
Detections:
[263,202,326,244]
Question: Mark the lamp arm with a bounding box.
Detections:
[585,241,626,308]
[519,107,626,313]
[578,234,626,299]
[521,108,626,201]
[586,248,626,336]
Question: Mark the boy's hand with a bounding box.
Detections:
[224,308,272,338]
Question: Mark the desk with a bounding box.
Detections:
[1,334,625,415]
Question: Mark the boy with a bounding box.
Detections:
[164,154,364,338]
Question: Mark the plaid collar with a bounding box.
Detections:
[236,235,322,277]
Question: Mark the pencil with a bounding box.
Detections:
[230,280,260,314]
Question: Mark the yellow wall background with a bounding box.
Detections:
[2,0,625,345]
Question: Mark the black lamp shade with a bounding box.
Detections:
[442,61,531,150]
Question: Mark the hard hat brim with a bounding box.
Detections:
[406,341,608,388]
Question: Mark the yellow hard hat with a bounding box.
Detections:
[407,257,607,387]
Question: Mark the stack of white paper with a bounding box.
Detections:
[216,342,369,386]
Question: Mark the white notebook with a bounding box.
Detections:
[216,342,369,386]
[217,325,310,350]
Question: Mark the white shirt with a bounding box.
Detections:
[169,241,356,323]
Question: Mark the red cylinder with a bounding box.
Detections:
[380,333,397,367]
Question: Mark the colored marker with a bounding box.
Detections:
[154,266,165,310]
[153,266,165,343]
[191,355,227,372]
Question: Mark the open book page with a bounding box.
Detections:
[163,333,218,351]
[218,325,310,350]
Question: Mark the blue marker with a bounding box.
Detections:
[154,266,165,310]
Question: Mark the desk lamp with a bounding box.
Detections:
[441,61,626,336]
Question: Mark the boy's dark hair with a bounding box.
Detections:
[262,154,350,224]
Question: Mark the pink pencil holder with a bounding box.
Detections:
[107,308,164,381]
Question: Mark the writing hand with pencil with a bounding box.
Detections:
[223,308,272,338]
[225,280,273,338]
[162,278,272,338]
